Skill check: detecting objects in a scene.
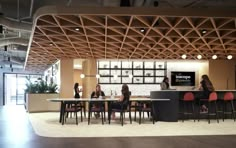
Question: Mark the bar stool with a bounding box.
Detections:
[179,92,195,122]
[221,92,235,121]
[198,92,219,124]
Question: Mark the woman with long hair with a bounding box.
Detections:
[199,74,215,112]
[160,76,170,90]
[110,84,130,119]
[74,82,82,98]
[91,84,105,99]
[90,84,106,118]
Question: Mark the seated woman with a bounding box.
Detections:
[198,74,215,112]
[110,84,130,119]
[90,84,105,118]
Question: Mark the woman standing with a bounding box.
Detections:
[74,82,82,98]
[160,76,170,90]
[73,82,85,117]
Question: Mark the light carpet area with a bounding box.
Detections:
[28,112,236,138]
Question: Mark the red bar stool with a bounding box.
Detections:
[221,92,235,121]
[179,92,195,122]
[198,92,219,124]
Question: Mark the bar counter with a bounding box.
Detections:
[151,90,236,122]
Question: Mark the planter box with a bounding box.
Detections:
[26,93,60,113]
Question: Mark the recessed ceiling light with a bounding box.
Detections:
[140,28,145,33]
[75,28,79,31]
[181,54,187,59]
[212,55,217,60]
[49,43,53,46]
[197,55,202,59]
[227,55,233,60]
[201,29,207,34]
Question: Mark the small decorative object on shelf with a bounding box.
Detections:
[110,90,114,99]
[103,64,107,68]
[146,73,151,76]
[136,65,141,69]
[114,65,118,68]
[158,65,162,68]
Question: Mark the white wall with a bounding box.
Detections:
[167,60,209,90]
[100,60,209,96]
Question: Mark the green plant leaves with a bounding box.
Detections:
[25,77,58,93]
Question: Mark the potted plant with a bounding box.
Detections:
[47,83,58,93]
[37,80,48,93]
[25,77,59,113]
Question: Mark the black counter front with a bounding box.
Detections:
[150,90,236,122]
[151,91,180,122]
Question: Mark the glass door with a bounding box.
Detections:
[4,73,42,105]
[16,74,28,105]
[5,74,17,105]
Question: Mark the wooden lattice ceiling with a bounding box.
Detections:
[25,7,236,72]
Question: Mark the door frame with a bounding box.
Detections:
[3,73,42,105]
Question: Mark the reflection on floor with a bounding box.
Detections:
[1,105,236,148]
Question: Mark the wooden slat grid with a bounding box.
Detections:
[25,14,236,72]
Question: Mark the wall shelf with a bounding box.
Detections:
[98,61,167,84]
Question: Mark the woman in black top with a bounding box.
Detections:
[73,83,84,114]
[90,84,105,118]
[110,84,130,119]
[199,74,215,112]
[91,84,105,98]
[74,83,82,98]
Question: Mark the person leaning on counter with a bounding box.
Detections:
[160,76,170,90]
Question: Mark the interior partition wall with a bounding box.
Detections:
[3,73,42,105]
[98,61,167,84]
[98,60,209,96]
